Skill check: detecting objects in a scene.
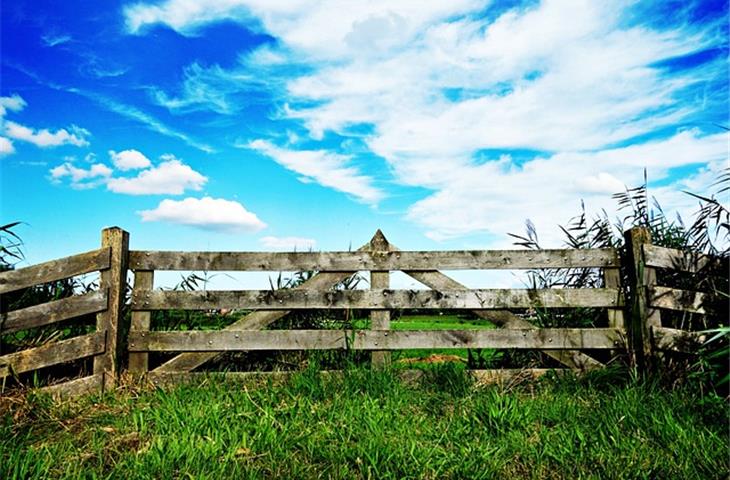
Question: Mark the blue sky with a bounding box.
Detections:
[1,0,728,277]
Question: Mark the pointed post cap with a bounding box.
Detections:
[368,229,390,251]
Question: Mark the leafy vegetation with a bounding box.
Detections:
[1,366,727,479]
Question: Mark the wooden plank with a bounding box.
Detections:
[145,368,566,388]
[0,332,106,377]
[38,374,103,400]
[151,269,363,373]
[649,286,707,314]
[370,230,391,367]
[129,328,621,352]
[403,272,605,371]
[129,248,619,272]
[643,244,727,273]
[1,290,108,334]
[0,248,110,294]
[652,326,708,353]
[129,270,154,374]
[133,288,622,311]
[93,228,129,391]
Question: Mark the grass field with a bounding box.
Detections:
[2,365,728,479]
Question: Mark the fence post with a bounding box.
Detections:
[369,230,391,368]
[93,227,129,391]
[129,270,153,376]
[623,227,661,373]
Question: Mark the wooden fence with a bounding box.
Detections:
[0,226,725,397]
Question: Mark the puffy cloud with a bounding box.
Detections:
[4,121,90,148]
[248,139,383,204]
[0,94,26,117]
[109,149,152,170]
[106,157,207,195]
[260,236,316,250]
[49,162,113,189]
[139,196,267,232]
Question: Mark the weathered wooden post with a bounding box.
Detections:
[93,227,129,390]
[369,230,391,368]
[129,269,153,376]
[603,250,625,360]
[623,227,661,373]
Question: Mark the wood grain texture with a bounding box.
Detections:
[649,286,707,314]
[93,228,129,390]
[151,271,361,373]
[651,326,708,353]
[643,244,728,273]
[0,332,105,377]
[38,374,103,400]
[1,290,108,334]
[403,270,605,371]
[129,328,621,352]
[129,248,618,272]
[129,270,154,374]
[0,248,110,294]
[133,288,622,311]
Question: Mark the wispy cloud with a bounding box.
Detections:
[126,0,727,239]
[41,33,72,47]
[6,64,215,153]
[260,235,316,251]
[247,139,384,204]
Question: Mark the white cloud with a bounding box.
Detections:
[106,157,207,195]
[0,94,27,117]
[0,137,14,156]
[247,139,383,204]
[49,162,113,189]
[126,0,726,240]
[42,33,72,47]
[109,149,152,170]
[260,236,316,250]
[4,121,90,148]
[139,196,267,232]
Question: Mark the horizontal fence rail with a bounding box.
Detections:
[131,288,623,310]
[128,328,623,352]
[129,248,619,272]
[648,286,708,314]
[0,331,106,378]
[0,248,110,294]
[1,289,108,334]
[643,244,728,273]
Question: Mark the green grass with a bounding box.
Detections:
[2,366,728,479]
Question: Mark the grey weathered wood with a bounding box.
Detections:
[0,248,110,294]
[144,368,566,388]
[403,271,605,371]
[643,244,727,273]
[129,270,154,374]
[649,286,707,314]
[624,227,661,370]
[129,248,618,272]
[152,270,364,373]
[370,230,391,368]
[651,326,708,353]
[1,290,108,334]
[133,288,622,311]
[0,332,105,377]
[603,267,625,329]
[93,227,129,390]
[38,374,103,400]
[129,328,621,352]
